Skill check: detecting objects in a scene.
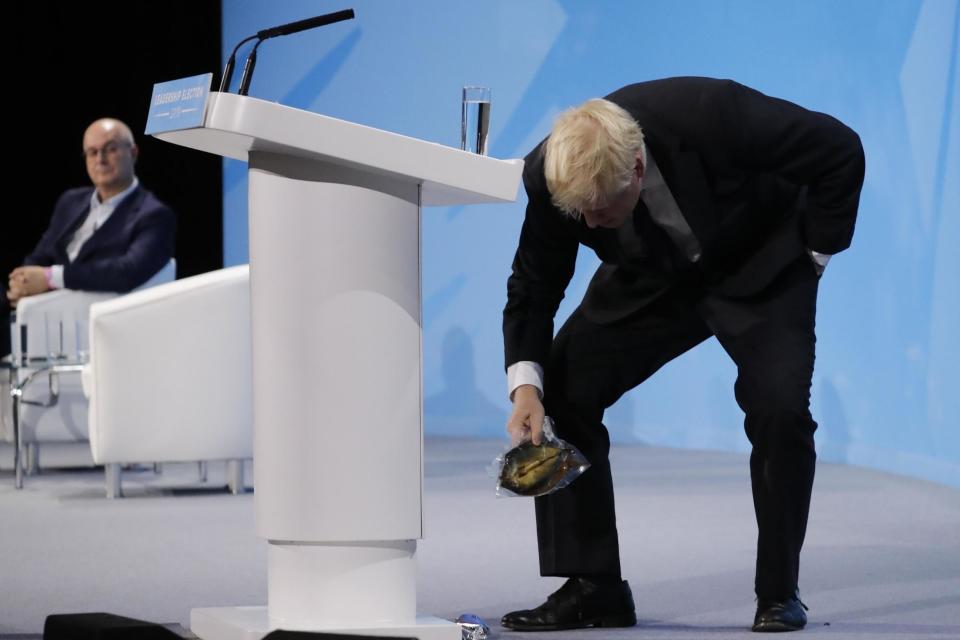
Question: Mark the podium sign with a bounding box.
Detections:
[145,73,212,135]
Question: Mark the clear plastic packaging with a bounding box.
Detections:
[494,417,590,497]
[456,613,493,640]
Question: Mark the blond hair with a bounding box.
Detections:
[543,99,644,217]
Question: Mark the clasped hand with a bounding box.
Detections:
[7,266,49,306]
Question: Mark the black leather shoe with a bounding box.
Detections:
[501,577,637,631]
[752,593,808,632]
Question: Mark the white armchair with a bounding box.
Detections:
[84,265,253,498]
[2,260,176,474]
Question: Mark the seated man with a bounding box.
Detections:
[2,117,176,356]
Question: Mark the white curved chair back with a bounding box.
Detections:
[85,265,252,495]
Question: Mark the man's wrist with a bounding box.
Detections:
[513,384,540,398]
[507,360,544,400]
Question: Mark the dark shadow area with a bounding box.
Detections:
[6,3,223,282]
[425,327,506,437]
[818,377,851,463]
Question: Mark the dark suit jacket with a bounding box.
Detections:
[503,77,865,369]
[23,184,176,292]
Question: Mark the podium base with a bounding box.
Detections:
[191,606,461,640]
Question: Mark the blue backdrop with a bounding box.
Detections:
[222,0,959,487]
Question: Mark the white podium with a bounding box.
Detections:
[155,92,522,640]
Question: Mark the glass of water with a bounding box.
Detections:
[75,318,89,362]
[461,86,491,155]
[45,311,65,361]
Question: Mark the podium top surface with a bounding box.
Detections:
[154,92,524,207]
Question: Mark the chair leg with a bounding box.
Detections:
[198,460,208,483]
[105,463,123,499]
[226,459,244,495]
[25,442,39,476]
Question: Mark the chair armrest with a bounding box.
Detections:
[14,290,116,359]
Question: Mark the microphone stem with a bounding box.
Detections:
[219,34,259,93]
[238,40,262,96]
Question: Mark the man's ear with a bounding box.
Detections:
[130,143,140,163]
[635,152,645,179]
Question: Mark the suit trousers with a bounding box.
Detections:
[536,255,819,600]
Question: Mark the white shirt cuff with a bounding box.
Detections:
[809,250,831,268]
[50,265,65,289]
[507,360,544,400]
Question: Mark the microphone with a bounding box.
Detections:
[220,9,356,96]
[257,9,355,39]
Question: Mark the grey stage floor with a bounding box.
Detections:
[1,437,958,639]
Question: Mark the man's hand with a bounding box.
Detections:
[7,271,25,306]
[7,280,22,306]
[507,384,546,446]
[8,266,50,302]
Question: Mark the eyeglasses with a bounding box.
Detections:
[82,141,131,160]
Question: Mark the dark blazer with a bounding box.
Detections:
[24,184,176,291]
[504,77,865,369]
